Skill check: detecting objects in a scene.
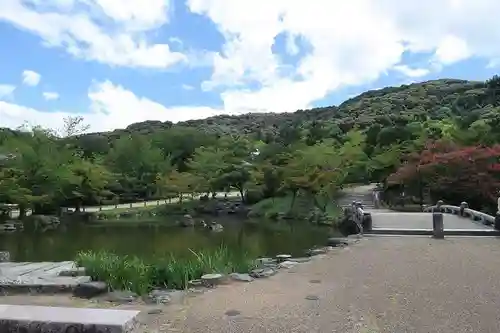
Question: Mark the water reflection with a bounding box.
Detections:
[0,220,338,262]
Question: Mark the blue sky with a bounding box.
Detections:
[0,0,499,133]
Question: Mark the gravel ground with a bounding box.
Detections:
[3,236,500,332]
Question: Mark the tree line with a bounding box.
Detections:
[1,75,500,217]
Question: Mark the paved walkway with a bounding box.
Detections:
[155,237,500,332]
[3,237,500,332]
[371,211,492,230]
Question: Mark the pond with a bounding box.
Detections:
[0,219,339,262]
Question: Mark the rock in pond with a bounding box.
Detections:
[73,281,108,299]
[250,267,277,278]
[208,221,224,232]
[229,273,254,282]
[179,214,195,227]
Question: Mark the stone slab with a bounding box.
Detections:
[0,304,140,333]
[0,262,91,295]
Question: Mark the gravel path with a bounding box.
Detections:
[4,236,500,332]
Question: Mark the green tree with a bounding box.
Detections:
[107,134,170,200]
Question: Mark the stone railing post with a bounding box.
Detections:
[459,201,468,217]
[363,212,373,232]
[436,200,444,213]
[495,213,500,231]
[432,212,444,239]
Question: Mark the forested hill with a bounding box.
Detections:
[1,76,500,213]
[82,78,491,139]
[179,78,485,135]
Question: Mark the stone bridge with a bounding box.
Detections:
[341,184,500,237]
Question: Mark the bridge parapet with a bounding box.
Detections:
[423,201,498,228]
[349,201,372,234]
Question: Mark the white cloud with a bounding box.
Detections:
[22,70,41,86]
[92,0,171,30]
[0,0,185,69]
[43,92,60,100]
[182,84,195,90]
[0,85,16,100]
[393,65,430,78]
[434,35,470,65]
[187,0,500,115]
[2,0,500,132]
[0,80,223,132]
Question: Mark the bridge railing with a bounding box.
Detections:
[422,200,498,228]
[349,201,372,234]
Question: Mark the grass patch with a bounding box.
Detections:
[75,245,256,294]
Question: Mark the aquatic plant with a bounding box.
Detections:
[75,244,256,293]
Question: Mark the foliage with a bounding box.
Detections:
[2,76,500,214]
[75,245,255,293]
[387,141,500,210]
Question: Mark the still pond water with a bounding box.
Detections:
[0,219,337,262]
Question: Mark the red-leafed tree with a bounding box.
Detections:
[387,140,500,210]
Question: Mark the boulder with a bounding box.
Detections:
[229,273,254,282]
[73,281,108,299]
[327,237,349,247]
[201,273,224,287]
[250,267,277,278]
[278,260,299,269]
[24,215,61,230]
[209,222,224,232]
[146,289,172,305]
[0,251,10,262]
[179,214,195,227]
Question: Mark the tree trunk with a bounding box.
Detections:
[238,187,245,203]
[75,200,82,213]
[18,205,27,219]
[289,190,298,212]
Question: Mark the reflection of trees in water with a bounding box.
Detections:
[3,220,331,262]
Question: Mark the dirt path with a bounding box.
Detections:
[4,236,500,332]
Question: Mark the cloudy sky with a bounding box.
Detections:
[0,0,499,132]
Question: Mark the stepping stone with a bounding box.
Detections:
[0,304,139,333]
[201,273,224,287]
